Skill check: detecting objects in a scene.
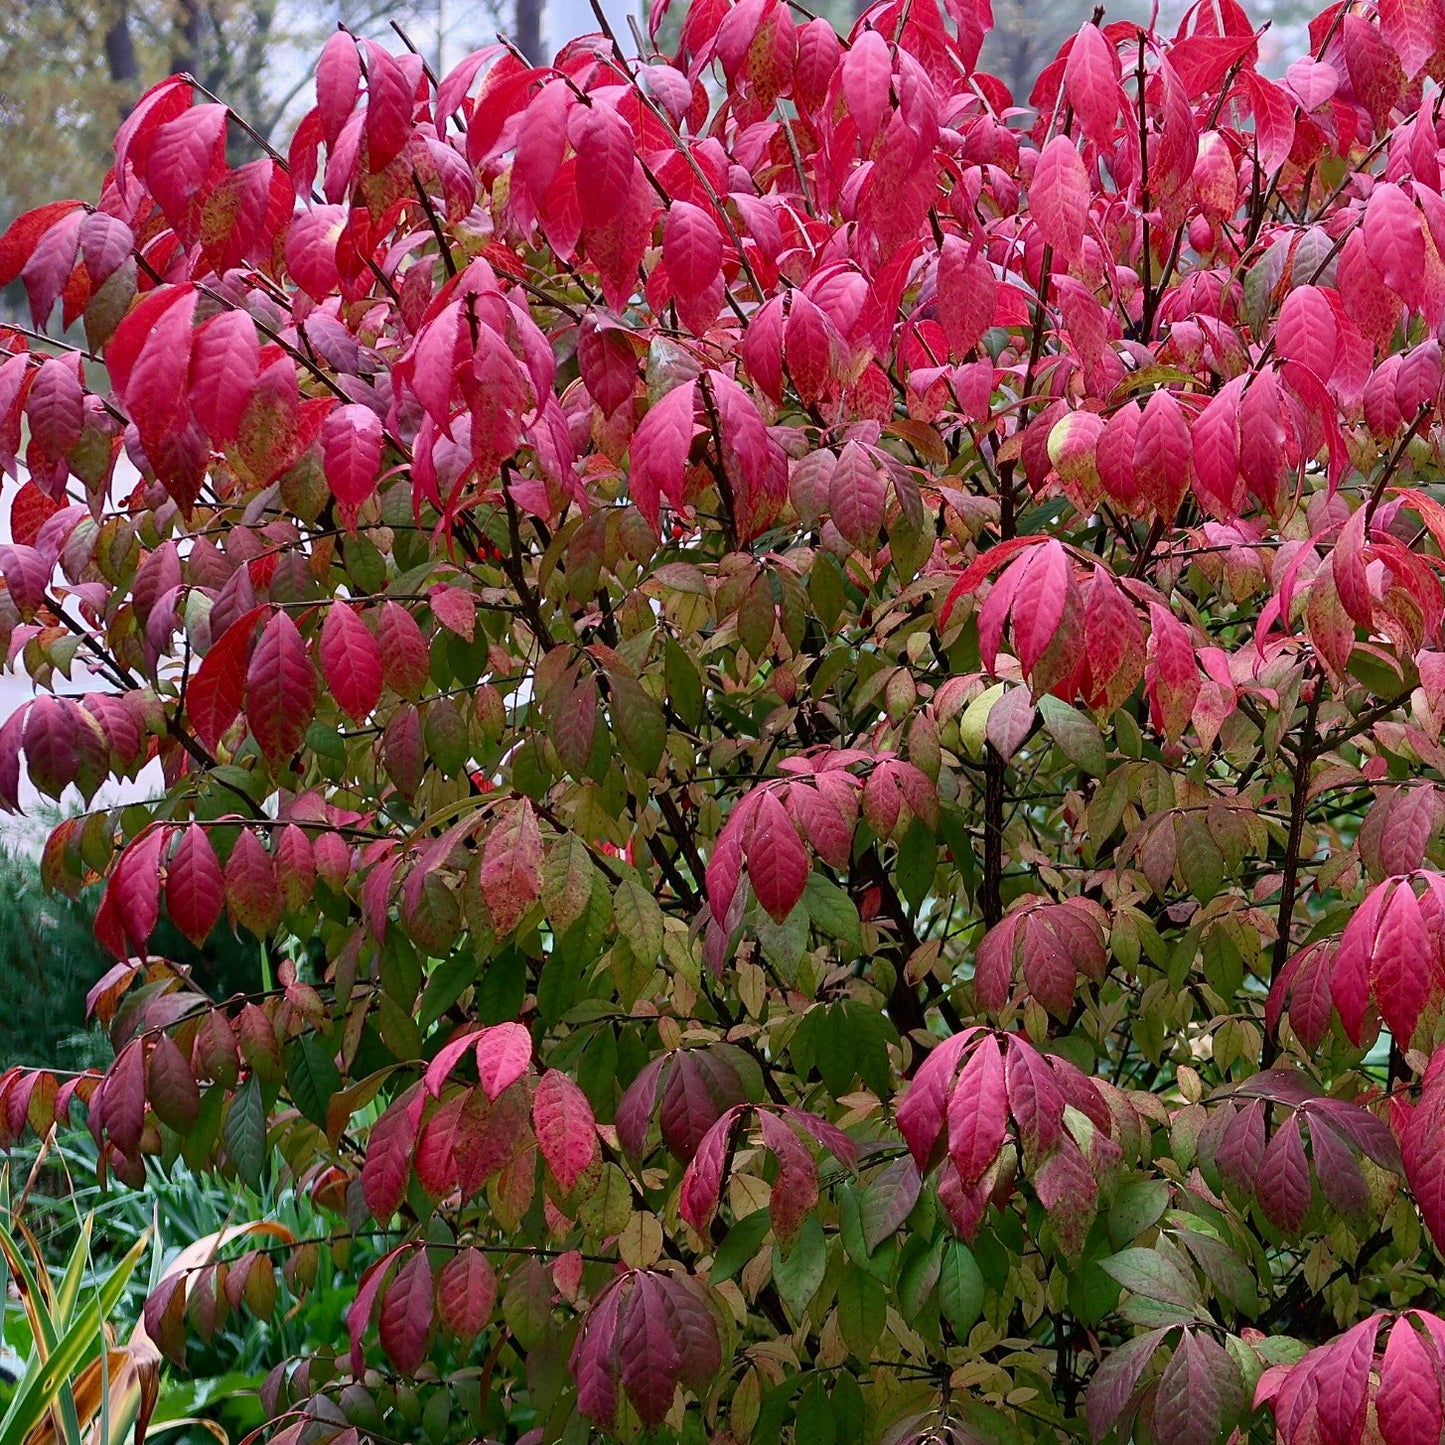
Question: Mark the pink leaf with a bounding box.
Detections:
[322,403,384,508]
[745,789,809,924]
[1031,135,1090,264]
[532,1069,599,1191]
[474,1022,533,1101]
[245,611,318,766]
[319,602,384,722]
[1378,1316,1444,1445]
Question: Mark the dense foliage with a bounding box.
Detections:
[7,0,1445,1441]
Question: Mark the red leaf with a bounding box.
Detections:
[616,1056,668,1161]
[573,104,636,232]
[785,293,837,407]
[319,603,384,721]
[363,42,417,171]
[1086,1329,1172,1442]
[25,358,84,458]
[124,288,199,457]
[896,1030,979,1170]
[189,606,265,752]
[275,824,316,914]
[317,32,361,147]
[794,18,841,113]
[578,317,638,418]
[742,296,785,403]
[664,201,722,300]
[745,789,808,924]
[946,1034,1008,1191]
[1313,1315,1381,1445]
[936,236,997,358]
[1004,1035,1066,1160]
[378,1250,433,1375]
[619,1273,685,1428]
[165,825,224,947]
[1275,285,1340,382]
[1031,135,1090,264]
[572,1281,625,1425]
[1153,1330,1246,1445]
[1147,604,1200,743]
[0,201,83,290]
[1378,1316,1444,1445]
[114,76,191,195]
[1064,24,1121,146]
[147,1032,200,1133]
[1256,1111,1311,1232]
[758,1110,819,1243]
[1133,390,1192,520]
[679,1106,745,1232]
[1372,881,1432,1043]
[842,29,891,149]
[144,105,227,237]
[532,1069,599,1191]
[828,440,885,551]
[474,1022,533,1101]
[629,381,696,531]
[104,1039,148,1156]
[225,829,283,937]
[1365,182,1425,305]
[1010,539,1071,676]
[1098,400,1143,509]
[322,403,384,508]
[479,800,542,936]
[660,1050,745,1162]
[189,312,261,445]
[435,1249,496,1342]
[363,1092,420,1221]
[109,827,170,952]
[245,611,317,766]
[375,602,432,699]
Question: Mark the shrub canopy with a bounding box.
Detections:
[5,1,1445,1442]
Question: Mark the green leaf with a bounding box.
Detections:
[813,1004,857,1098]
[418,952,478,1030]
[542,834,598,936]
[1038,694,1108,775]
[612,876,664,963]
[938,1240,985,1336]
[286,1035,342,1129]
[795,1379,836,1445]
[1099,1247,1202,1308]
[896,819,936,908]
[836,1266,886,1358]
[663,636,703,728]
[712,1209,772,1283]
[804,873,861,949]
[756,902,808,974]
[1108,1179,1172,1250]
[772,1216,827,1317]
[608,673,666,774]
[810,554,846,631]
[224,1075,268,1190]
[896,1235,944,1321]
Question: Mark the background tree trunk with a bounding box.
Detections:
[169,0,202,76]
[104,1,138,85]
[516,0,544,63]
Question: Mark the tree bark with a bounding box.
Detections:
[104,0,138,84]
[516,0,544,64]
[170,0,203,76]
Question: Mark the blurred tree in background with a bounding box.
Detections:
[5,0,1313,235]
[0,831,262,1070]
[0,1,491,227]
